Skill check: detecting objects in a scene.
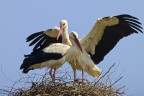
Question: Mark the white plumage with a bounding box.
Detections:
[65,32,101,81]
[20,43,70,81]
[21,31,101,81]
[24,14,142,81]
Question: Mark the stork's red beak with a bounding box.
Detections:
[74,38,83,53]
[57,26,63,40]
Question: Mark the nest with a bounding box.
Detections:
[0,64,126,96]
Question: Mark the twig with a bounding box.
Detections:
[95,63,115,84]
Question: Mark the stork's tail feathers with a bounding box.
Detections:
[92,66,101,77]
[85,65,101,77]
[20,53,34,73]
[20,57,31,73]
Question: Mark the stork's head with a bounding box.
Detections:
[57,20,68,40]
[60,20,68,30]
[69,31,83,53]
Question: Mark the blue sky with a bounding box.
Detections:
[0,0,144,95]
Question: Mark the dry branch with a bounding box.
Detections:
[0,64,126,96]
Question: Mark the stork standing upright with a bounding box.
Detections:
[65,32,101,80]
[20,42,70,81]
[20,31,101,81]
[24,20,74,80]
[26,14,143,80]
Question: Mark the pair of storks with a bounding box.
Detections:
[20,14,142,81]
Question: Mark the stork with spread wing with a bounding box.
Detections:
[21,32,101,81]
[27,14,143,65]
[24,14,142,81]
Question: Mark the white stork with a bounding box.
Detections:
[26,14,142,64]
[66,32,101,81]
[20,32,101,81]
[25,14,142,80]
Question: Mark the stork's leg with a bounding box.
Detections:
[71,61,78,82]
[82,69,84,82]
[74,69,77,81]
[49,66,54,80]
[49,68,53,78]
[52,68,56,81]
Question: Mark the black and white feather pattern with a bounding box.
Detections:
[26,28,62,51]
[89,14,143,64]
[25,14,143,65]
[20,43,70,73]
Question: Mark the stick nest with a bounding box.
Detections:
[0,64,126,96]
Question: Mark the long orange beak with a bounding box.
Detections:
[57,26,63,40]
[74,37,83,53]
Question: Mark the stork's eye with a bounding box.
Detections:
[63,23,65,26]
[73,34,76,38]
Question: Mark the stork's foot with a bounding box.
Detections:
[51,76,55,82]
[81,78,85,82]
[73,78,79,85]
[74,78,85,82]
[74,78,83,82]
[49,71,53,79]
[52,74,55,82]
[74,78,79,82]
[73,78,86,84]
[81,76,85,82]
[49,71,55,82]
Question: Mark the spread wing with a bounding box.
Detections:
[80,14,143,64]
[26,27,62,51]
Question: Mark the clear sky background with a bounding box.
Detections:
[0,0,144,96]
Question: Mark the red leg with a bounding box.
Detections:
[82,69,84,82]
[74,69,77,82]
[49,66,54,80]
[52,68,56,81]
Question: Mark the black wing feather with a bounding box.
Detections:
[32,34,62,51]
[26,31,43,42]
[90,14,143,64]
[33,37,46,50]
[26,29,62,51]
[118,14,139,20]
[29,35,44,46]
[20,51,63,73]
